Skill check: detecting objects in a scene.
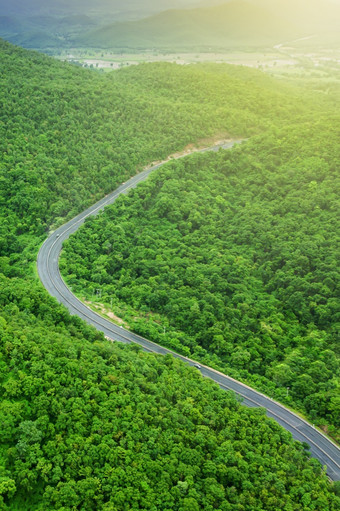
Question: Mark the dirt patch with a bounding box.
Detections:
[84,300,129,327]
[106,311,126,325]
[145,134,235,169]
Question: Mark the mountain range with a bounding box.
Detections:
[0,0,209,48]
[0,0,339,50]
[78,0,340,50]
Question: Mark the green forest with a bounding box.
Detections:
[2,276,339,510]
[61,121,340,439]
[0,38,339,509]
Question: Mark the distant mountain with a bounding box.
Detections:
[9,29,63,49]
[0,0,211,50]
[0,0,204,19]
[77,0,340,50]
[0,0,339,50]
[0,16,24,34]
[0,14,97,49]
[77,1,302,50]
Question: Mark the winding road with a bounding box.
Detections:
[37,140,340,481]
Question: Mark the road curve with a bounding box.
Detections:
[37,141,340,481]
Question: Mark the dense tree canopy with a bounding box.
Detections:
[61,120,340,438]
[1,38,339,508]
[0,38,306,271]
[0,276,339,510]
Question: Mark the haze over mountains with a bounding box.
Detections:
[78,2,297,50]
[1,0,339,51]
[0,0,205,48]
[79,0,340,50]
[0,0,204,18]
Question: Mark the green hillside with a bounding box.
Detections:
[0,39,339,508]
[0,39,308,268]
[61,121,340,437]
[2,276,340,510]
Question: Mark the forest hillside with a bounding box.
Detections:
[61,122,340,437]
[0,39,339,509]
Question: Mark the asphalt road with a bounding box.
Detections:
[37,141,340,481]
